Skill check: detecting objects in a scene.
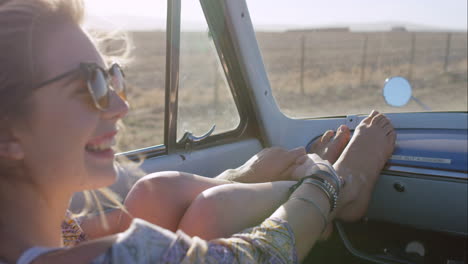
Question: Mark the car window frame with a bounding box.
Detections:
[121,0,262,161]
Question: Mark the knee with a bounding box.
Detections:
[178,186,229,233]
[124,171,184,210]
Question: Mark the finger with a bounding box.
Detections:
[280,163,301,180]
[289,146,306,158]
[295,154,308,165]
[282,147,306,165]
[321,130,335,143]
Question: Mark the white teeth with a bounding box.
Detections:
[86,138,115,152]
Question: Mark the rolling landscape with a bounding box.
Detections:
[116,29,467,151]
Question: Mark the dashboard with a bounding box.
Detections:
[369,129,467,235]
[326,128,468,263]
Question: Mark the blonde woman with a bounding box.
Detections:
[0,0,396,263]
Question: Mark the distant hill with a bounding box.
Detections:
[84,15,467,32]
[259,22,466,32]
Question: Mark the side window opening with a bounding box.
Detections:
[177,1,241,141]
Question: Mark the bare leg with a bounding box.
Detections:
[122,171,229,232]
[178,181,294,240]
[79,172,229,238]
[82,130,349,238]
[180,111,395,240]
[121,146,307,232]
[334,111,396,221]
[121,130,349,232]
[305,124,351,238]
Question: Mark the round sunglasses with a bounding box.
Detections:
[34,63,127,111]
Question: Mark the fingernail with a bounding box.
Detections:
[295,155,307,164]
[292,146,306,154]
[338,125,343,132]
[370,110,376,115]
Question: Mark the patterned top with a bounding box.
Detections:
[90,218,298,264]
[61,211,88,247]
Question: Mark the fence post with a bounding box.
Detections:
[444,32,452,73]
[408,32,416,81]
[300,35,306,95]
[360,34,368,86]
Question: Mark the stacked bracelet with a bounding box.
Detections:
[314,162,345,189]
[303,177,338,212]
[289,174,340,212]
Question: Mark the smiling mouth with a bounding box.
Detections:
[85,137,116,152]
[85,131,118,158]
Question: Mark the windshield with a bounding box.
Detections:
[248,0,467,118]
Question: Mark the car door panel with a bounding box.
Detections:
[139,138,262,178]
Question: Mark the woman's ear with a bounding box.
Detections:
[0,140,24,160]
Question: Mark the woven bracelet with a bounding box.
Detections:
[289,175,338,212]
[314,162,345,190]
[303,177,338,212]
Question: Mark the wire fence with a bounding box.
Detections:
[256,31,467,96]
[119,31,468,150]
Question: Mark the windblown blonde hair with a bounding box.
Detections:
[0,0,140,230]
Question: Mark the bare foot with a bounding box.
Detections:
[334,111,396,221]
[308,125,351,163]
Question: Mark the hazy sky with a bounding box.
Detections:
[84,0,467,31]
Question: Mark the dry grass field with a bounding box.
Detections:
[118,31,468,151]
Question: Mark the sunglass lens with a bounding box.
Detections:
[90,69,109,109]
[110,64,126,100]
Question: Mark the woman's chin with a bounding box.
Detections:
[81,165,118,190]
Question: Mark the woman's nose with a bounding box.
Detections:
[102,89,129,121]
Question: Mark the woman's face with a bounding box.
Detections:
[12,22,129,194]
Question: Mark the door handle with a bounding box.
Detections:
[178,124,216,150]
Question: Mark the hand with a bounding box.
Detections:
[291,153,333,181]
[216,147,307,183]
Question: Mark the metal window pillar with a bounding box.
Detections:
[164,0,181,154]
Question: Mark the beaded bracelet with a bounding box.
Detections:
[289,174,339,212]
[314,162,345,189]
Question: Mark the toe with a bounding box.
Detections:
[334,125,350,141]
[321,130,335,143]
[371,114,386,126]
[384,125,393,135]
[387,130,397,141]
[362,110,379,124]
[382,121,391,129]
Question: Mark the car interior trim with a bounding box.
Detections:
[335,221,415,264]
[199,0,265,148]
[385,165,468,180]
[164,0,181,154]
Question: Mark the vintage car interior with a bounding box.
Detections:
[74,0,468,263]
